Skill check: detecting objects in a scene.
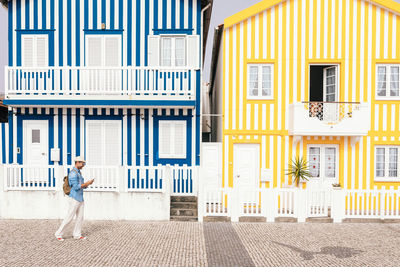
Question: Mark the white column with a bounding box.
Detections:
[331,188,345,223]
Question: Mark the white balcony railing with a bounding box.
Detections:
[289,102,370,136]
[4,164,57,190]
[5,66,197,100]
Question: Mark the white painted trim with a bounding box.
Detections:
[246,64,274,100]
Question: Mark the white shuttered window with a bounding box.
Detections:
[375,146,400,181]
[376,65,400,98]
[86,35,121,67]
[86,120,121,166]
[247,64,274,99]
[22,35,48,67]
[159,120,187,159]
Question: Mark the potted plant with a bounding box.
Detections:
[332,183,341,189]
[286,156,312,187]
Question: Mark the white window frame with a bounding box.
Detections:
[85,120,122,166]
[323,65,339,102]
[247,64,274,100]
[158,120,187,159]
[375,64,400,100]
[307,144,339,181]
[85,34,122,67]
[21,34,49,67]
[160,35,187,67]
[374,145,400,182]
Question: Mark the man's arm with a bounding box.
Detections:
[69,172,82,191]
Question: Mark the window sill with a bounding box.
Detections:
[247,96,274,101]
[375,97,400,101]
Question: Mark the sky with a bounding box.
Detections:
[1,0,400,91]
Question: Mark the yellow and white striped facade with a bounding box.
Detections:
[221,0,400,190]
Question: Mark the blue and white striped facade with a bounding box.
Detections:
[2,0,203,194]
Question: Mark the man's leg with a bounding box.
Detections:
[55,197,80,238]
[73,201,85,238]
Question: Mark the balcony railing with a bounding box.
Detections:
[289,102,370,136]
[5,66,197,100]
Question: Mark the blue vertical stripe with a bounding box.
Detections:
[110,0,115,29]
[162,0,166,29]
[16,0,21,65]
[76,0,80,65]
[8,111,13,164]
[58,0,63,65]
[188,0,193,30]
[102,0,106,24]
[51,0,54,29]
[25,0,29,29]
[127,109,132,165]
[93,0,97,29]
[17,116,22,164]
[67,109,71,165]
[84,0,89,29]
[144,109,149,166]
[171,0,176,29]
[180,0,184,29]
[33,0,38,29]
[8,1,13,65]
[76,108,80,156]
[49,109,55,165]
[42,0,47,29]
[153,0,158,29]
[119,0,123,30]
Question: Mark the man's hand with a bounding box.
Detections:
[81,179,95,189]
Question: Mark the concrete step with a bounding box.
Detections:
[306,217,333,223]
[171,196,197,203]
[203,216,231,222]
[170,208,197,217]
[239,216,266,223]
[170,215,198,222]
[275,217,298,223]
[171,202,197,209]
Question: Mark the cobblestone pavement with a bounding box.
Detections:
[1,220,400,267]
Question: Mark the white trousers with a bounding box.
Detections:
[55,197,84,238]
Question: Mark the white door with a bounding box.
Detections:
[201,143,222,190]
[323,66,338,122]
[233,144,259,190]
[307,145,339,189]
[24,120,48,165]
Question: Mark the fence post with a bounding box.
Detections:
[0,165,5,192]
[265,188,275,222]
[331,188,345,223]
[381,186,386,219]
[297,189,307,222]
[230,187,239,222]
[193,166,199,196]
[198,166,204,222]
[56,165,64,192]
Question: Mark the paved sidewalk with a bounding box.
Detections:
[1,220,400,267]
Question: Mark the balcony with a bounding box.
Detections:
[288,102,370,137]
[4,66,197,105]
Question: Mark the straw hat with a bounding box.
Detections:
[74,156,86,163]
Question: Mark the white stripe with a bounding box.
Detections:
[277,136,281,187]
[270,103,274,130]
[246,104,251,130]
[331,0,335,59]
[5,123,9,164]
[263,11,267,59]
[254,104,258,130]
[131,111,136,166]
[285,0,290,129]
[123,0,128,66]
[98,0,102,29]
[359,137,363,190]
[284,136,289,185]
[393,14,397,59]
[323,0,328,59]
[271,7,275,59]
[224,135,229,188]
[193,0,198,34]
[383,10,388,59]
[123,109,128,166]
[345,0,350,102]
[21,0,25,30]
[167,0,171,29]
[383,104,387,131]
[232,25,236,130]
[301,0,305,101]
[352,0,357,102]
[343,137,348,189]
[293,0,298,102]
[176,0,180,29]
[374,104,379,131]
[115,0,119,29]
[148,109,153,166]
[262,104,266,130]
[71,0,76,66]
[192,109,196,166]
[140,108,144,166]
[239,22,244,130]
[247,18,251,59]
[88,0,93,29]
[13,113,17,163]
[158,0,163,29]
[29,0,34,29]
[63,108,67,165]
[391,104,396,131]
[106,0,110,29]
[316,0,321,59]
[184,0,188,29]
[80,110,84,160]
[277,3,282,130]
[12,0,16,65]
[224,30,230,130]
[46,0,50,30]
[351,142,355,189]
[140,0,145,66]
[71,108,76,159]
[255,14,259,59]
[360,2,365,102]
[270,136,274,185]
[376,8,380,58]
[132,0,136,65]
[63,0,68,66]
[262,136,266,169]
[338,0,342,58]
[54,109,59,157]
[80,0,85,66]
[368,3,372,104]
[309,0,313,58]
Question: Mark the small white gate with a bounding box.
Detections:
[306,189,330,217]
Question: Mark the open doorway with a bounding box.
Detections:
[308,65,339,121]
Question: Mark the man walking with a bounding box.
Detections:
[55,156,94,241]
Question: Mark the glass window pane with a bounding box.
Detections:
[32,130,40,143]
[376,148,385,177]
[262,66,271,96]
[309,147,320,178]
[389,148,398,177]
[390,66,399,97]
[161,38,172,66]
[175,38,186,67]
[249,66,258,96]
[325,148,336,178]
[377,67,387,96]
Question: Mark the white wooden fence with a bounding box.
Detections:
[127,165,165,192]
[4,165,57,190]
[171,165,196,195]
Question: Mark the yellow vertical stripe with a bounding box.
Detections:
[259,12,264,59]
[327,0,332,59]
[312,0,317,59]
[364,1,369,103]
[228,135,233,187]
[281,2,287,130]
[378,104,383,131]
[222,30,226,131]
[289,0,294,104]
[288,136,293,186]
[236,24,241,131]
[348,0,353,102]
[228,27,233,131]
[320,0,324,58]
[356,0,361,102]
[396,104,400,131]
[274,7,279,130]
[267,9,271,59]
[347,140,352,189]
[266,135,270,169]
[297,0,302,102]
[273,135,277,187]
[334,0,339,59]
[362,137,367,190]
[339,138,344,188]
[340,0,346,102]
[387,104,392,132]
[251,16,256,59]
[379,9,384,59]
[280,136,285,187]
[243,20,248,130]
[355,142,359,189]
[305,0,310,102]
